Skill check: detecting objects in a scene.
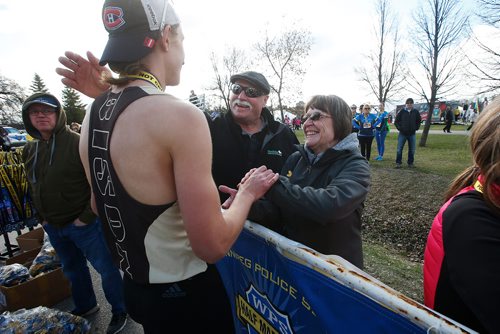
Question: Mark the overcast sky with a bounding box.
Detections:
[0,0,497,110]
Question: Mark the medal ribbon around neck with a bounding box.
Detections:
[474,180,483,193]
[125,71,163,91]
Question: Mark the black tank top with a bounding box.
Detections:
[88,87,173,283]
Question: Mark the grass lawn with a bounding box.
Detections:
[371,132,470,176]
[294,128,471,177]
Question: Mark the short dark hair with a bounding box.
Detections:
[406,98,414,104]
[305,95,352,141]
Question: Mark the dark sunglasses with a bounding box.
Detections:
[304,111,332,122]
[230,84,264,98]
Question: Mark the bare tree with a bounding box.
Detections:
[254,24,313,122]
[464,34,500,95]
[463,0,500,95]
[407,0,469,147]
[356,0,406,105]
[476,0,500,25]
[0,74,26,124]
[209,47,248,113]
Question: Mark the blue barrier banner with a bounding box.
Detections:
[216,222,475,334]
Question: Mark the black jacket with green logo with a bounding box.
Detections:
[22,93,95,227]
[207,108,299,201]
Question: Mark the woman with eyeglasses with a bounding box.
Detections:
[352,103,378,161]
[222,95,370,268]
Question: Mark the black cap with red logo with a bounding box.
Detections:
[100,0,180,66]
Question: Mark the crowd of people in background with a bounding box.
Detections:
[437,98,487,128]
[183,91,486,142]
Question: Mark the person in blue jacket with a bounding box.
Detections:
[352,103,378,161]
[374,102,389,161]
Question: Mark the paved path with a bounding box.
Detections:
[393,129,469,136]
[54,266,144,334]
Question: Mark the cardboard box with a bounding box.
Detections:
[16,227,44,251]
[0,247,71,312]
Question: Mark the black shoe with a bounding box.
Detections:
[71,304,100,317]
[443,129,446,132]
[107,313,128,334]
[447,131,451,133]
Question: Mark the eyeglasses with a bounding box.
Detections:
[350,107,357,110]
[303,111,332,122]
[230,84,264,98]
[28,109,56,116]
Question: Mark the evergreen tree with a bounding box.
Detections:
[62,87,86,125]
[29,73,49,94]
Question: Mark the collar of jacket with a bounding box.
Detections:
[297,144,351,167]
[299,133,360,166]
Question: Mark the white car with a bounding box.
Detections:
[1,126,27,148]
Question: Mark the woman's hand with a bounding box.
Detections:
[236,166,278,202]
[219,166,278,209]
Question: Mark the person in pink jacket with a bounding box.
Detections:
[423,97,500,334]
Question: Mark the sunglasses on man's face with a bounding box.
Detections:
[230,84,264,98]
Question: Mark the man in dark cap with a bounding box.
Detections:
[208,70,299,200]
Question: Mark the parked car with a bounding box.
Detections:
[18,129,33,141]
[0,126,27,148]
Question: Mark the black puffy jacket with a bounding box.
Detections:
[248,134,370,268]
[394,108,421,136]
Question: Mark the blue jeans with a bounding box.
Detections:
[375,130,388,157]
[43,218,126,315]
[396,133,416,165]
